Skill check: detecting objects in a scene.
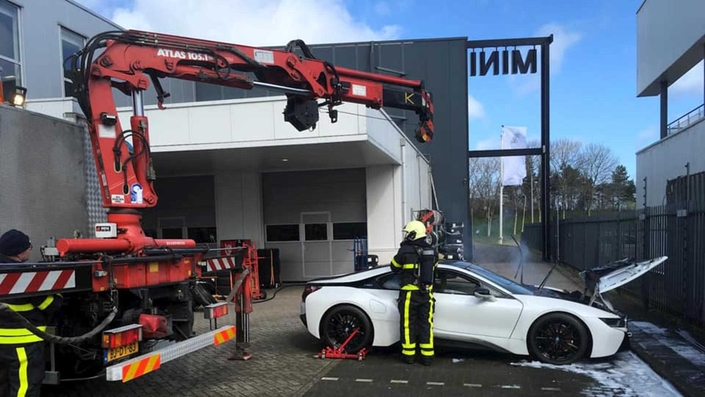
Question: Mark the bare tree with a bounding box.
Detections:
[468,157,501,237]
[578,143,618,215]
[550,138,583,173]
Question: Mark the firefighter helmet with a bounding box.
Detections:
[403,220,427,241]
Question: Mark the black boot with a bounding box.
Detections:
[421,356,433,366]
[402,355,414,364]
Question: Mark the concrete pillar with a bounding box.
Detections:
[660,80,668,139]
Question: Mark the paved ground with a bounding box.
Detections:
[44,286,336,397]
[40,241,698,396]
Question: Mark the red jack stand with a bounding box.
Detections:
[316,328,368,361]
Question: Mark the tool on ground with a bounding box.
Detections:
[316,327,368,361]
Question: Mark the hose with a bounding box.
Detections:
[0,303,118,345]
[253,283,308,304]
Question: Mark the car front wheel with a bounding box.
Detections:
[527,312,589,365]
[320,305,373,353]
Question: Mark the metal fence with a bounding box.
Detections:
[523,171,705,324]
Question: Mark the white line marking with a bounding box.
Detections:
[390,380,408,384]
[10,272,34,294]
[355,378,373,383]
[541,387,561,391]
[464,383,482,387]
[321,377,338,381]
[40,271,61,292]
[427,382,445,386]
[501,385,521,389]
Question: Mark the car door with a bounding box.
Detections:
[432,268,523,339]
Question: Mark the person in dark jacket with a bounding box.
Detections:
[390,220,438,366]
[0,229,62,397]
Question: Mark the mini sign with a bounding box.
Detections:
[469,48,537,76]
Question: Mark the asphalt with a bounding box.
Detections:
[472,242,705,397]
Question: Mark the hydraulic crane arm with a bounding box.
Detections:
[66,29,435,212]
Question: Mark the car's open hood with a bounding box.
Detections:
[580,256,668,309]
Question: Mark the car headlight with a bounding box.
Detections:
[600,317,627,328]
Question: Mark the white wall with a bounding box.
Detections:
[214,170,264,247]
[116,96,369,151]
[637,0,705,96]
[637,119,705,207]
[365,136,432,265]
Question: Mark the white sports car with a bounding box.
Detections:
[300,257,667,364]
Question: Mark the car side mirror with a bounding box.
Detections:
[473,287,496,302]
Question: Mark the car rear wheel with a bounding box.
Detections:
[320,305,373,353]
[528,313,589,365]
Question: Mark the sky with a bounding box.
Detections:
[75,0,704,181]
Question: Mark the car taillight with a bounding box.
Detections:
[302,285,320,302]
[102,324,143,349]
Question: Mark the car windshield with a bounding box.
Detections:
[453,262,534,295]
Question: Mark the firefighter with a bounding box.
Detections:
[391,220,438,366]
[0,229,62,397]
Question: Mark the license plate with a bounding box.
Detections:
[105,342,139,363]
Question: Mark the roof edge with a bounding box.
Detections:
[65,0,125,31]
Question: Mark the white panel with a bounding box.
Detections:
[229,102,276,142]
[637,0,705,96]
[188,106,231,144]
[636,120,705,208]
[366,108,402,163]
[267,242,303,281]
[366,165,401,264]
[145,108,191,146]
[214,171,264,247]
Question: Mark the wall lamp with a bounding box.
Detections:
[12,86,27,107]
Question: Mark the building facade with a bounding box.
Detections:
[4,0,470,281]
[636,0,705,207]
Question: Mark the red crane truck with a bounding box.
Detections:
[0,29,435,384]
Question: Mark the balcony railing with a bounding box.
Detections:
[667,104,704,135]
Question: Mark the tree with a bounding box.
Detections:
[578,143,618,215]
[468,157,501,236]
[550,138,583,173]
[609,165,636,209]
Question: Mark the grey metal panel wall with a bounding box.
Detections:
[0,106,89,260]
[12,0,194,107]
[196,38,470,257]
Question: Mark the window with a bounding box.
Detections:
[0,0,21,102]
[333,222,367,240]
[266,224,300,242]
[60,27,85,98]
[434,270,481,295]
[304,223,327,241]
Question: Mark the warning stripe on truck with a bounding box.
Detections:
[214,326,236,346]
[199,257,237,273]
[122,354,161,382]
[106,325,237,382]
[0,270,75,296]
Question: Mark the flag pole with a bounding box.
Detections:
[499,125,504,245]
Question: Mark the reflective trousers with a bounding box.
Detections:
[0,343,44,397]
[398,289,435,358]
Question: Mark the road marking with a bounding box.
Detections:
[501,385,521,389]
[427,382,445,386]
[390,380,408,384]
[355,378,373,383]
[464,383,482,387]
[541,387,561,391]
[321,377,338,381]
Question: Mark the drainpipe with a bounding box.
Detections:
[401,139,407,224]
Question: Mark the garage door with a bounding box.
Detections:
[262,169,367,282]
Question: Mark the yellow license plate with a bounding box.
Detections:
[105,342,139,363]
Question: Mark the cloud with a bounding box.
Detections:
[535,23,582,74]
[509,23,582,97]
[98,0,401,46]
[468,95,485,120]
[671,60,704,97]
